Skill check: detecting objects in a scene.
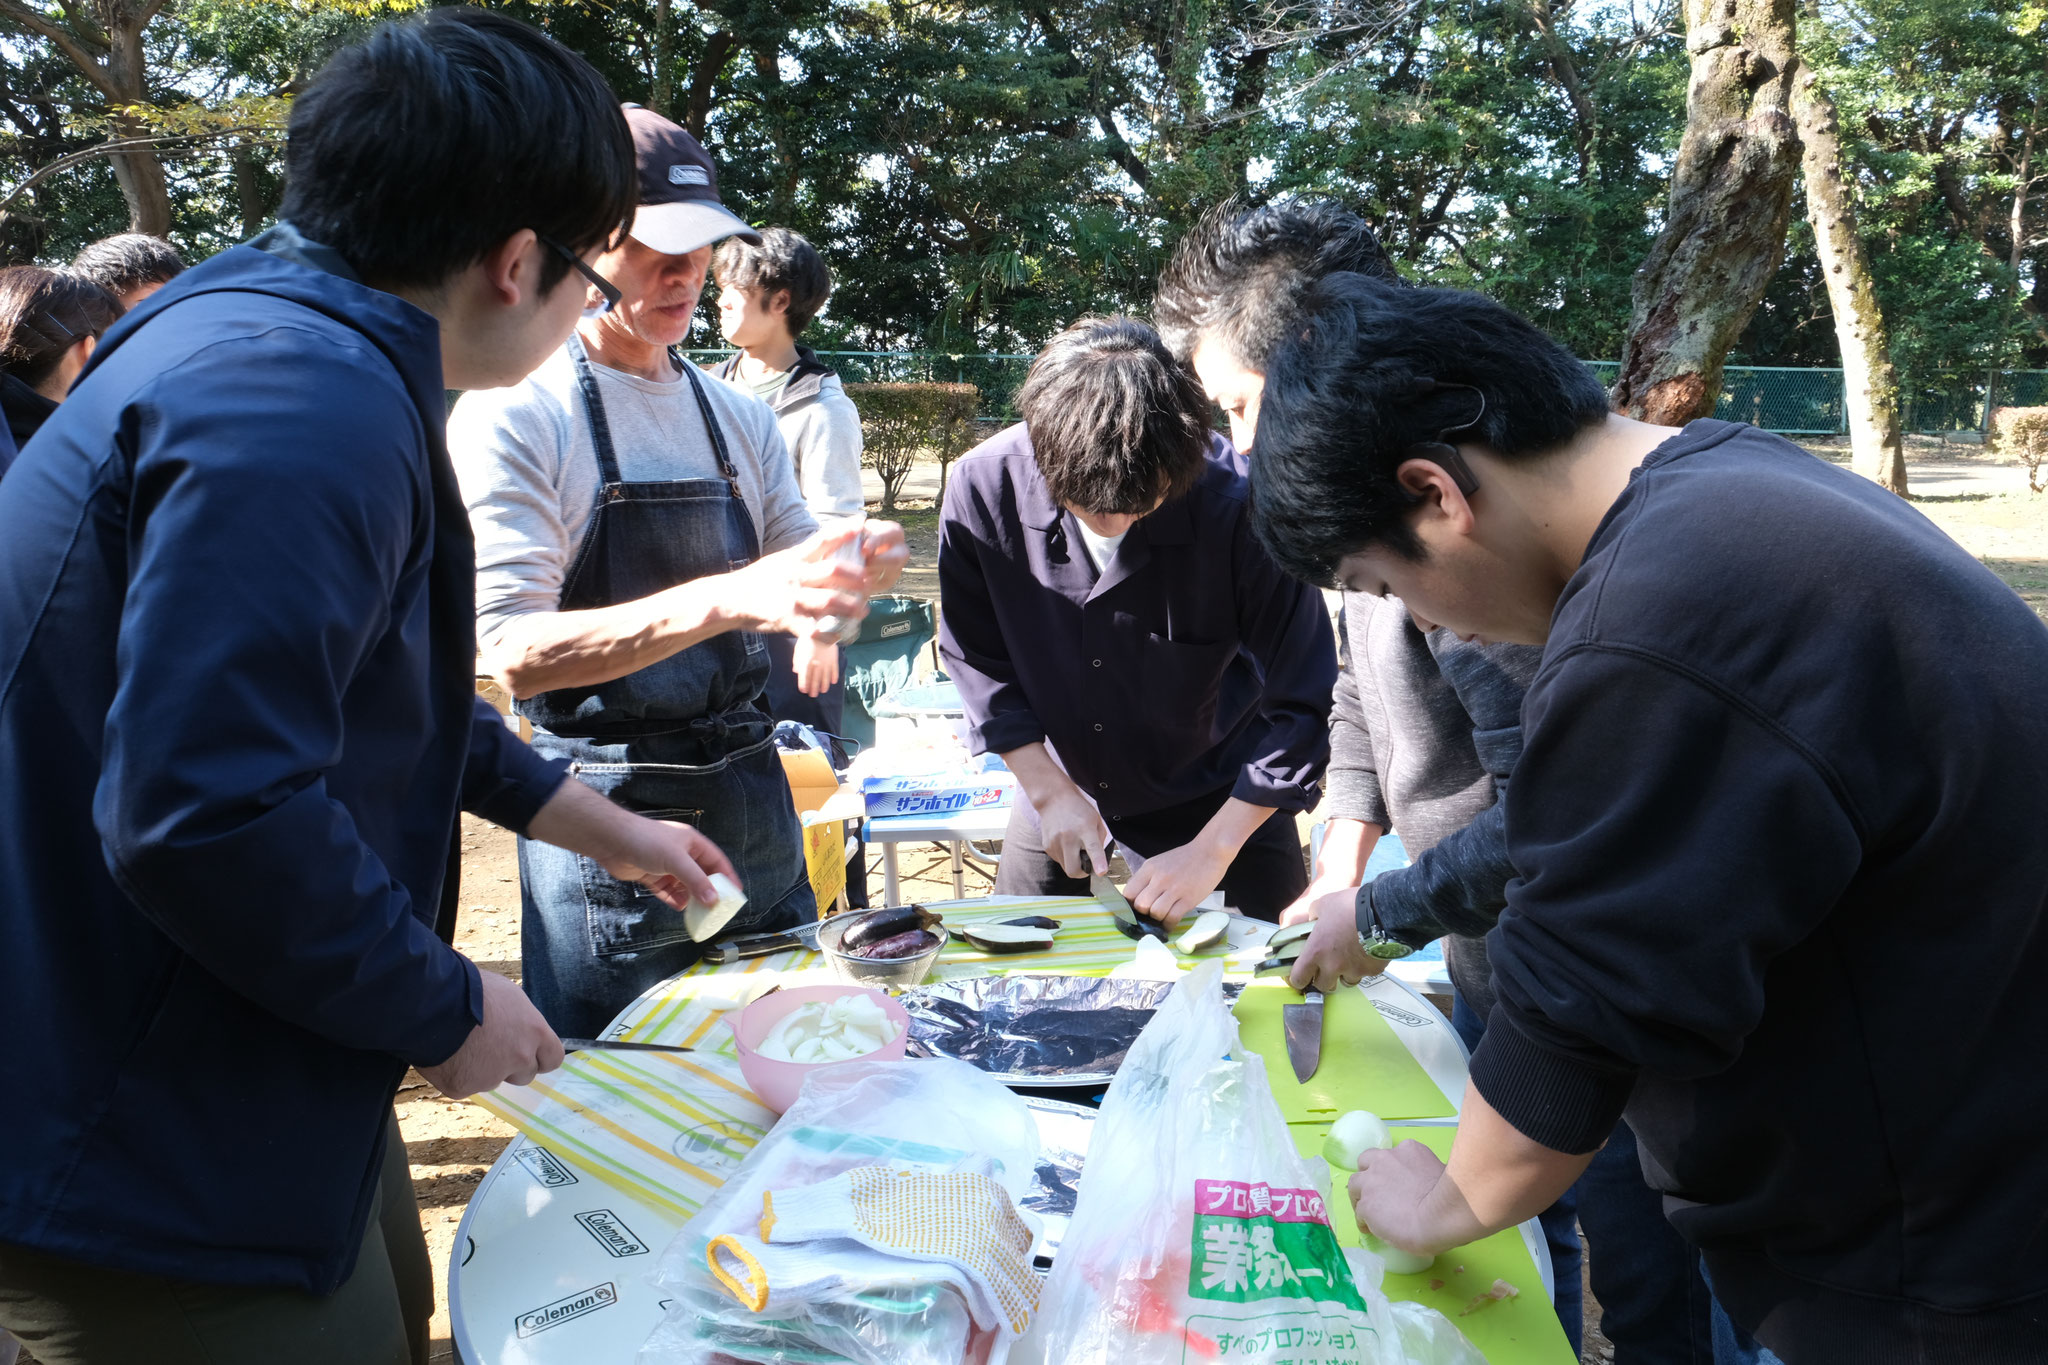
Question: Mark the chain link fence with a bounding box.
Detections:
[686,351,2048,437]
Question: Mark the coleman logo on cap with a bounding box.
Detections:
[668,165,709,186]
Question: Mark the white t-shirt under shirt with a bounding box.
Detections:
[1072,518,1128,572]
[448,343,818,648]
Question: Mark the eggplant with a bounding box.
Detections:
[959,923,1057,954]
[850,928,940,960]
[1175,909,1230,955]
[1253,955,1301,978]
[1265,921,1314,953]
[837,904,942,951]
[998,915,1062,931]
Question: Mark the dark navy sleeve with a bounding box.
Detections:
[1471,644,1862,1153]
[93,344,482,1067]
[938,468,1046,756]
[462,695,568,833]
[1224,498,1336,811]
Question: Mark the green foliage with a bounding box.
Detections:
[0,0,2034,403]
[845,380,979,510]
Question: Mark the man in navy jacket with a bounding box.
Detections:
[0,13,739,1363]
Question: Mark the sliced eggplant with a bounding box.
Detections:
[1253,955,1302,978]
[959,922,1058,953]
[1264,938,1308,963]
[999,915,1063,931]
[836,904,942,951]
[1265,921,1315,953]
[1175,909,1231,955]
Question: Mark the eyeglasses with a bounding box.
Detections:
[1403,379,1486,496]
[537,234,621,314]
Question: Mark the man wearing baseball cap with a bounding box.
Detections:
[449,106,908,1038]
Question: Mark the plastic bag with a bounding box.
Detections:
[1021,961,1485,1365]
[637,1056,1041,1365]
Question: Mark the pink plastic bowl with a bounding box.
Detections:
[728,983,912,1114]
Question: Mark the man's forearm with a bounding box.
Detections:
[484,575,744,698]
[1435,1082,1595,1241]
[1195,796,1280,862]
[1312,817,1383,887]
[1000,741,1078,809]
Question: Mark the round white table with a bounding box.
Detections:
[447,909,1549,1364]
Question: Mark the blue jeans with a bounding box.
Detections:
[1452,993,1771,1365]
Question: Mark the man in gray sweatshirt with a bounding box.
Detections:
[1154,199,1745,1364]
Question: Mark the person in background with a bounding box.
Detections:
[70,232,185,309]
[0,13,739,1363]
[709,226,865,737]
[1254,273,2048,1361]
[0,266,121,466]
[938,316,1336,923]
[450,106,908,1041]
[1155,197,1754,1364]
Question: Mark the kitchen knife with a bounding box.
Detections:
[701,918,823,964]
[1083,848,1167,942]
[1282,989,1325,1083]
[561,1036,697,1056]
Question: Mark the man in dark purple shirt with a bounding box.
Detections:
[938,317,1336,923]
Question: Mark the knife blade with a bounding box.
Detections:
[1282,989,1325,1083]
[701,919,822,964]
[561,1036,697,1056]
[1084,848,1167,942]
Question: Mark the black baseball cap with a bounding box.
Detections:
[621,104,760,255]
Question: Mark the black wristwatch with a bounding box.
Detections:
[1355,882,1416,961]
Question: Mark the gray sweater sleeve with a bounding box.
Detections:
[1322,593,1391,828]
[1364,638,1542,946]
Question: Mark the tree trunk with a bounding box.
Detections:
[1612,0,1801,425]
[1791,53,1906,493]
[650,0,674,117]
[232,139,265,239]
[104,10,171,236]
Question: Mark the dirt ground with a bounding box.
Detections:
[21,443,2027,1365]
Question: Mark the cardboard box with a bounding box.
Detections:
[780,748,861,910]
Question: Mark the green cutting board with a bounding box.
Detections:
[1233,978,1456,1121]
[1290,1125,1576,1365]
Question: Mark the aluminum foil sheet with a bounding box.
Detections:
[900,974,1182,1086]
[1022,1097,1094,1267]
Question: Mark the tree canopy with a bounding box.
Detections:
[1,0,2041,394]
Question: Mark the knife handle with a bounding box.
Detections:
[703,932,804,963]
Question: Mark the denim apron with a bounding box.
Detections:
[515,336,813,1038]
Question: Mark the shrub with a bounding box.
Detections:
[1989,406,2048,494]
[844,381,979,511]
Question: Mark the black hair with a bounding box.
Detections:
[1253,273,1612,578]
[714,228,832,337]
[1017,316,1212,515]
[70,234,185,299]
[1153,196,1400,369]
[277,8,634,293]
[0,266,123,388]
